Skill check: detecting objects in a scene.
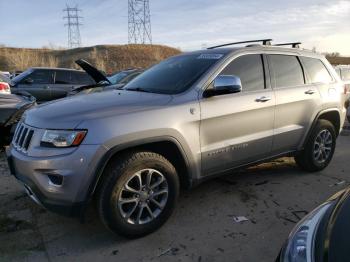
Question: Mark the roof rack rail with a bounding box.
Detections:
[207,39,273,49]
[274,42,301,48]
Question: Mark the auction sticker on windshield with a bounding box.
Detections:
[197,54,224,59]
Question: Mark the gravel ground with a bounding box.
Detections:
[0,126,349,262]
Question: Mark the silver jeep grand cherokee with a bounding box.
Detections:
[6,40,348,238]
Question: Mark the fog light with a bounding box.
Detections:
[47,174,63,186]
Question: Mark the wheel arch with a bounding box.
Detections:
[86,136,194,203]
[301,108,341,150]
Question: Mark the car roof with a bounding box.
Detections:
[29,67,85,72]
[182,45,325,59]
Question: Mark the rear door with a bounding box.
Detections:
[50,70,75,100]
[15,69,54,102]
[268,54,322,154]
[199,54,275,175]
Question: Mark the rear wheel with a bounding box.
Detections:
[97,151,179,238]
[295,119,336,172]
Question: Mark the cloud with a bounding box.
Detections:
[1,0,349,55]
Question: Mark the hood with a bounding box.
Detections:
[24,90,172,129]
[75,59,110,84]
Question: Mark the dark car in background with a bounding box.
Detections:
[0,92,36,146]
[277,187,350,262]
[70,59,144,95]
[10,67,94,103]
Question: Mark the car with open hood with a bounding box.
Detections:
[69,59,144,95]
[10,67,94,103]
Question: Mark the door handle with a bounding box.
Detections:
[255,96,271,102]
[305,89,315,95]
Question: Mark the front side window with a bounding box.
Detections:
[301,57,333,84]
[220,54,265,92]
[124,53,224,94]
[25,70,53,84]
[269,55,304,88]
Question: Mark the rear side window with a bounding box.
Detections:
[72,72,94,85]
[341,68,350,81]
[55,70,72,84]
[301,57,333,84]
[220,54,265,92]
[26,70,53,84]
[269,55,304,88]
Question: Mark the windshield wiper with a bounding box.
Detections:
[126,87,153,93]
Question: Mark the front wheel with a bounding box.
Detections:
[295,119,336,172]
[97,151,179,238]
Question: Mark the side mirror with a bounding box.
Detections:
[204,75,242,98]
[24,78,34,84]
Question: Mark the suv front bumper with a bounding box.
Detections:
[5,144,105,217]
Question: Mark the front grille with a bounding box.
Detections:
[12,122,35,152]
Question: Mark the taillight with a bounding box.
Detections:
[0,82,10,93]
[344,84,350,94]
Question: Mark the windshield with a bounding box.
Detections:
[12,69,33,84]
[124,53,224,94]
[108,72,129,85]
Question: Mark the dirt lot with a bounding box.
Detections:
[1,127,349,262]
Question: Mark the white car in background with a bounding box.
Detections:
[0,73,11,94]
[334,65,350,122]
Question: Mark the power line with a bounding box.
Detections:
[63,4,83,48]
[128,0,152,44]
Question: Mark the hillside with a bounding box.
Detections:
[0,45,349,74]
[0,44,181,74]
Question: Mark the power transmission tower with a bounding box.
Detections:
[63,4,83,48]
[128,0,152,44]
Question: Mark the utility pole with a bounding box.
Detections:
[128,0,152,44]
[63,4,83,48]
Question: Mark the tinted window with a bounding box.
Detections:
[25,70,53,84]
[72,72,94,85]
[55,70,71,84]
[301,57,333,84]
[125,54,223,94]
[220,54,265,92]
[269,55,304,88]
[341,68,350,81]
[120,72,142,84]
[108,72,129,85]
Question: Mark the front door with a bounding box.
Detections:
[15,69,54,102]
[199,54,275,176]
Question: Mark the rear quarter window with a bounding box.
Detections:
[72,72,94,85]
[341,68,350,81]
[301,57,333,84]
[269,55,305,88]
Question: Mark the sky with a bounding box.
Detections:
[1,0,349,55]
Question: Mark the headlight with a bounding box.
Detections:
[41,130,87,148]
[281,202,333,262]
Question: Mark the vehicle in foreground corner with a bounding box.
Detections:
[6,39,348,238]
[69,59,144,95]
[277,187,350,262]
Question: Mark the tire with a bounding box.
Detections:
[97,151,179,238]
[294,119,336,172]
